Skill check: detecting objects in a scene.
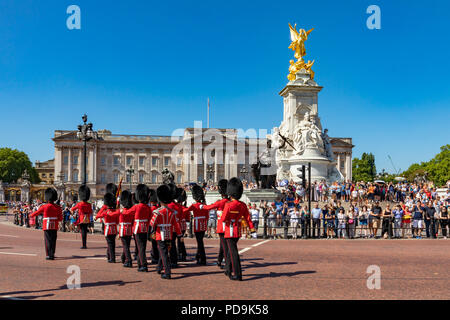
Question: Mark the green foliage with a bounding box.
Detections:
[0,148,40,183]
[402,145,450,186]
[352,152,376,182]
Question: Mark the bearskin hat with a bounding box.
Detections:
[157,184,173,204]
[135,184,149,203]
[105,183,118,196]
[149,189,157,203]
[78,185,91,202]
[120,190,133,209]
[176,187,187,203]
[227,177,243,200]
[167,183,177,202]
[104,193,116,209]
[44,188,58,203]
[191,184,205,202]
[218,179,228,197]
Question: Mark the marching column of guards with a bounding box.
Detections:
[29,177,257,281]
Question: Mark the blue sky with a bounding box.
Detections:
[0,0,449,174]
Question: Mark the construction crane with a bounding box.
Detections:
[388,155,401,175]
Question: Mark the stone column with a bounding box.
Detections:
[346,152,352,182]
[0,183,5,202]
[67,148,72,182]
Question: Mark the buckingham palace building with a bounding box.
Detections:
[49,127,353,200]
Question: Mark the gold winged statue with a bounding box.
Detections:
[287,23,315,81]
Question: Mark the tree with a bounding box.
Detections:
[352,152,377,182]
[402,145,450,186]
[0,148,40,183]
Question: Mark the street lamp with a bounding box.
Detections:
[126,165,135,191]
[76,114,96,186]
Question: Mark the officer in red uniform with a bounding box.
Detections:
[118,190,135,268]
[71,185,93,249]
[97,183,118,233]
[175,188,188,262]
[184,185,209,265]
[201,179,229,269]
[95,193,120,263]
[128,184,151,272]
[222,177,256,281]
[148,189,160,264]
[30,188,63,260]
[150,184,181,279]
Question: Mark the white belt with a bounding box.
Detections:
[104,223,116,236]
[119,222,131,237]
[230,219,235,237]
[134,219,148,234]
[43,217,57,229]
[159,224,171,241]
[194,217,205,230]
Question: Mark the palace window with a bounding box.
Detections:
[101,157,106,166]
[73,156,79,165]
[126,156,133,166]
[139,157,145,167]
[152,157,158,167]
[164,157,170,166]
[63,156,68,165]
[139,172,145,183]
[100,173,106,184]
[151,172,158,183]
[113,172,119,184]
[176,172,182,183]
[113,156,120,166]
[73,171,79,182]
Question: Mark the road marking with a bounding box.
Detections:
[0,251,37,257]
[86,257,106,260]
[0,234,19,238]
[239,240,270,254]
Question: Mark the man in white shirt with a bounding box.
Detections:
[311,203,322,238]
[250,204,260,236]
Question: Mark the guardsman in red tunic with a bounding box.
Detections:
[222,177,256,281]
[118,190,135,268]
[95,193,120,263]
[128,184,151,272]
[150,185,181,279]
[30,188,63,260]
[183,185,209,265]
[166,183,180,268]
[201,179,229,269]
[175,188,188,262]
[70,185,93,249]
[148,189,160,264]
[96,183,118,234]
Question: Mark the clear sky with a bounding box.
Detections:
[0,0,449,174]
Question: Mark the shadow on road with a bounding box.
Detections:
[244,270,316,281]
[0,280,142,299]
[242,261,298,271]
[173,270,224,279]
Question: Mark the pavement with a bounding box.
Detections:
[0,213,449,300]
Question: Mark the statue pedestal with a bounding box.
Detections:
[245,189,282,203]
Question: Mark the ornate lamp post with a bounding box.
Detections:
[76,114,96,185]
[126,165,135,191]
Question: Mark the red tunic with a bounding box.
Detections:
[72,201,93,224]
[184,202,209,233]
[222,200,254,239]
[203,198,230,234]
[119,208,135,237]
[129,203,152,234]
[150,207,181,241]
[30,203,63,231]
[167,202,184,233]
[96,208,120,236]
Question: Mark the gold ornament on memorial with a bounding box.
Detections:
[287,23,315,81]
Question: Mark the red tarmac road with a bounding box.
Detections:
[0,217,449,300]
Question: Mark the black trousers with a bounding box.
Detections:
[177,231,187,259]
[157,240,171,275]
[312,218,320,238]
[133,234,139,258]
[430,219,437,238]
[79,223,88,247]
[441,219,448,237]
[225,237,241,279]
[135,233,148,268]
[302,220,311,238]
[105,234,116,262]
[170,232,178,265]
[151,239,159,263]
[121,236,132,264]
[218,233,228,265]
[44,230,57,258]
[195,231,206,263]
[425,219,432,238]
[382,219,392,237]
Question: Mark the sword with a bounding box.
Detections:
[278,132,297,151]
